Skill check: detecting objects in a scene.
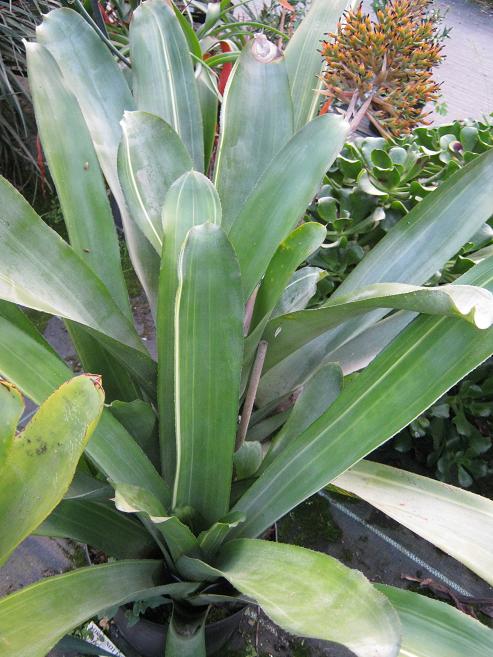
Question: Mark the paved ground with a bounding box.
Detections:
[431,0,493,123]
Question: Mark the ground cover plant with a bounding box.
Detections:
[308,117,493,486]
[1,1,493,656]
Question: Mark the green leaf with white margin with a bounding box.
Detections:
[37,499,157,560]
[214,35,293,230]
[215,539,400,657]
[263,282,493,371]
[259,148,493,403]
[118,111,193,253]
[285,0,350,130]
[0,560,164,657]
[377,585,493,657]
[130,0,204,170]
[228,114,348,300]
[230,256,493,540]
[0,310,170,506]
[157,173,222,482]
[335,460,493,587]
[114,483,199,562]
[0,380,23,465]
[37,7,159,310]
[173,224,243,526]
[0,375,104,565]
[27,42,141,403]
[262,362,343,469]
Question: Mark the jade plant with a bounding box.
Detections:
[1,2,493,656]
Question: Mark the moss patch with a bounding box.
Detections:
[277,495,342,549]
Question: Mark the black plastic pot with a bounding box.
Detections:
[114,607,245,657]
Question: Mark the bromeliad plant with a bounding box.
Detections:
[1,1,493,656]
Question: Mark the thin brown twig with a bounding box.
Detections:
[235,340,268,451]
[243,286,259,336]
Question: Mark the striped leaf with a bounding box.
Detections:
[0,309,169,505]
[37,7,159,308]
[335,460,493,587]
[0,561,163,657]
[130,0,204,170]
[230,257,493,539]
[216,539,400,657]
[118,111,193,253]
[157,172,222,482]
[228,114,348,300]
[214,36,293,230]
[0,380,23,465]
[173,224,243,525]
[285,0,350,130]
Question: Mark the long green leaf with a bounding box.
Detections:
[173,224,243,525]
[27,42,141,402]
[130,0,204,170]
[230,256,493,538]
[37,7,159,308]
[228,114,348,299]
[377,585,493,657]
[157,172,222,482]
[27,43,130,317]
[0,380,23,465]
[259,148,493,401]
[262,362,342,468]
[197,68,218,173]
[285,0,350,130]
[335,460,493,587]
[0,176,143,353]
[215,539,400,657]
[0,375,104,565]
[250,223,326,333]
[0,561,163,657]
[243,223,326,373]
[118,111,193,253]
[37,500,157,560]
[0,177,157,395]
[0,313,169,505]
[214,36,293,230]
[263,282,493,370]
[113,483,200,562]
